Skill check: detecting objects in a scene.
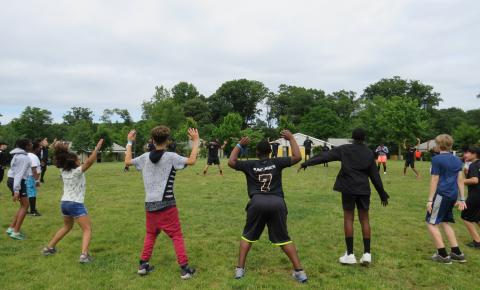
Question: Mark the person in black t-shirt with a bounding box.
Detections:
[228,130,307,283]
[203,139,227,176]
[0,142,9,186]
[298,128,389,266]
[403,138,420,178]
[461,146,480,248]
[322,144,330,167]
[303,137,313,161]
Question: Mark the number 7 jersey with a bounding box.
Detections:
[233,157,292,198]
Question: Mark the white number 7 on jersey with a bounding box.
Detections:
[258,174,273,192]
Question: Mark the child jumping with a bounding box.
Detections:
[298,128,389,266]
[228,130,308,283]
[426,134,466,263]
[125,126,199,279]
[42,139,104,263]
[6,139,33,240]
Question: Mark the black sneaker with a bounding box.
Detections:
[431,253,452,264]
[42,247,57,256]
[450,252,467,263]
[467,241,480,248]
[180,265,196,280]
[138,262,154,276]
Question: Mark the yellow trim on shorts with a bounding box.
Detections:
[272,241,293,246]
[241,236,258,243]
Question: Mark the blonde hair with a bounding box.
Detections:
[435,134,453,151]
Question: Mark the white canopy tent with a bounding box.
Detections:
[271,133,333,158]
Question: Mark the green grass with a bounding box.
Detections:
[1,160,479,290]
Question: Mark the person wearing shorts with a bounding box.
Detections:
[460,147,480,248]
[203,139,226,176]
[228,130,307,283]
[375,144,388,174]
[27,140,42,216]
[425,134,466,264]
[404,139,420,178]
[299,128,389,266]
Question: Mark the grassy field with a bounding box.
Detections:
[1,159,479,290]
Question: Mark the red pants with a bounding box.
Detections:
[140,207,189,266]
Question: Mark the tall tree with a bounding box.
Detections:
[453,123,480,148]
[171,82,200,104]
[63,107,94,125]
[10,106,53,139]
[362,76,442,111]
[209,79,269,127]
[299,106,342,140]
[183,97,210,125]
[430,108,466,135]
[213,112,243,142]
[142,85,171,119]
[68,120,95,151]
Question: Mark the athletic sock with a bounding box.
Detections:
[451,247,462,255]
[29,197,36,212]
[294,268,303,272]
[437,248,448,258]
[139,259,148,265]
[363,238,371,254]
[377,165,380,171]
[383,165,387,173]
[345,237,354,255]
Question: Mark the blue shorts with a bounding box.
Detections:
[26,176,38,197]
[426,193,456,225]
[61,201,88,218]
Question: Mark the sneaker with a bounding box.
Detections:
[180,265,196,280]
[292,270,308,283]
[42,247,57,256]
[360,253,372,266]
[234,267,245,279]
[137,262,155,276]
[383,172,387,175]
[6,227,13,235]
[431,253,452,264]
[9,232,25,240]
[339,252,357,265]
[467,241,480,248]
[79,253,93,263]
[450,252,467,263]
[31,211,42,217]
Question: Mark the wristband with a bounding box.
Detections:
[127,141,133,146]
[459,199,465,202]
[427,200,433,203]
[236,144,242,149]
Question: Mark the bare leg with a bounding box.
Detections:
[218,164,224,175]
[403,166,407,176]
[463,220,480,242]
[442,222,458,248]
[344,210,354,237]
[203,165,209,175]
[358,210,371,239]
[77,215,92,254]
[412,167,420,178]
[48,216,74,248]
[281,243,303,270]
[237,240,252,268]
[13,197,29,232]
[427,223,445,249]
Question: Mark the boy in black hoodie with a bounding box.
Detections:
[298,128,389,265]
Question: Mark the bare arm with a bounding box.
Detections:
[464,176,479,186]
[81,139,104,172]
[185,128,200,165]
[228,137,249,169]
[281,130,301,165]
[124,130,136,166]
[457,171,467,210]
[426,175,439,213]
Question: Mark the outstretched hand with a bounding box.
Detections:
[381,193,390,207]
[239,137,250,146]
[127,130,137,142]
[94,139,104,151]
[188,128,199,141]
[297,163,307,173]
[281,129,293,140]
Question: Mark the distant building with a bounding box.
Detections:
[271,133,333,158]
[327,138,352,147]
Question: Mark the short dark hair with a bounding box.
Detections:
[352,128,366,141]
[32,140,42,152]
[0,141,7,146]
[151,126,171,145]
[465,146,480,156]
[15,139,31,151]
[256,139,272,156]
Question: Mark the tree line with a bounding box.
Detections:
[0,76,479,156]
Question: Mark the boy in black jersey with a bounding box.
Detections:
[203,139,226,176]
[228,130,307,283]
[461,146,480,248]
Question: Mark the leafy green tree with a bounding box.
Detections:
[173,117,198,143]
[68,120,95,152]
[63,107,94,125]
[100,109,133,125]
[240,127,265,156]
[212,113,242,142]
[277,116,296,132]
[93,126,113,151]
[465,109,480,127]
[362,76,442,111]
[430,108,466,135]
[209,79,269,127]
[10,106,53,139]
[142,85,171,119]
[171,82,200,104]
[183,97,211,125]
[299,106,342,140]
[453,123,480,148]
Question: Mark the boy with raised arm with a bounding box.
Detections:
[229,130,307,283]
[426,134,466,263]
[298,128,389,266]
[125,126,199,279]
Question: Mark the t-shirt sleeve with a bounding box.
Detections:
[274,157,292,169]
[430,158,440,175]
[132,154,147,171]
[234,160,250,172]
[470,163,480,179]
[73,167,84,176]
[171,153,188,170]
[30,155,41,168]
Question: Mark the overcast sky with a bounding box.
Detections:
[0,0,479,123]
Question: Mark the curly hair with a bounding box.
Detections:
[53,142,79,171]
[151,126,171,145]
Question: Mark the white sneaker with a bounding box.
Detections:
[383,172,387,175]
[360,253,372,266]
[339,252,357,265]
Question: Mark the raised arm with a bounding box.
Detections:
[298,146,341,171]
[185,128,200,165]
[81,139,104,172]
[281,130,301,165]
[125,130,136,167]
[228,137,249,169]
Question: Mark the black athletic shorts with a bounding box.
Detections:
[341,193,370,210]
[242,194,291,245]
[207,156,220,165]
[461,193,480,222]
[405,159,415,168]
[305,149,311,156]
[7,177,28,198]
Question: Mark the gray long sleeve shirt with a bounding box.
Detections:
[7,148,31,192]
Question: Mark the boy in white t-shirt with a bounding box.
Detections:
[42,139,103,263]
[27,140,42,216]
